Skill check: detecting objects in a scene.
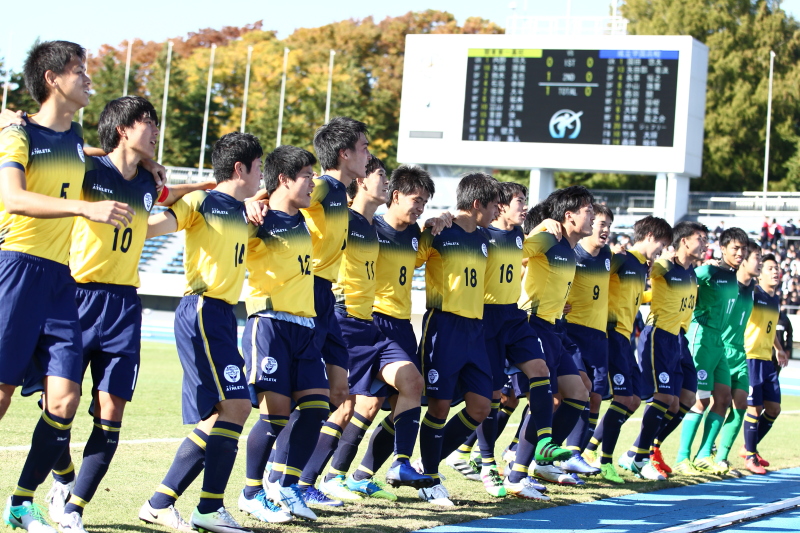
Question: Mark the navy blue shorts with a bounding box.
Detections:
[677,331,697,393]
[174,295,249,424]
[747,358,781,406]
[418,310,492,401]
[638,326,681,398]
[527,315,580,395]
[242,316,328,403]
[312,276,349,370]
[0,251,83,394]
[374,313,418,363]
[484,304,546,390]
[76,283,142,402]
[565,322,609,398]
[607,329,642,398]
[338,311,411,397]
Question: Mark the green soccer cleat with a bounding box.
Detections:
[599,463,625,484]
[582,449,599,467]
[480,467,507,498]
[4,498,57,533]
[534,437,572,462]
[345,476,397,501]
[692,457,725,475]
[673,459,703,476]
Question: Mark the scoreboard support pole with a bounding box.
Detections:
[529,168,556,203]
[654,172,690,226]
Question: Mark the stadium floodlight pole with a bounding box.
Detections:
[276,47,289,147]
[324,49,335,123]
[240,45,253,133]
[78,59,88,126]
[762,50,775,213]
[198,43,217,178]
[123,39,133,97]
[157,41,173,165]
[1,32,11,111]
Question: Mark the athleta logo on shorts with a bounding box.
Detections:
[427,369,439,384]
[144,192,153,212]
[224,365,242,383]
[516,236,523,249]
[261,356,278,375]
[697,370,708,381]
[412,237,419,251]
[659,372,670,384]
[481,243,488,257]
[613,374,625,386]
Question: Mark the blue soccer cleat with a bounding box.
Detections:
[386,461,436,489]
[299,486,343,507]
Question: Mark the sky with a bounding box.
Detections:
[2,0,798,73]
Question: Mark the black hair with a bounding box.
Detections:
[313,116,369,171]
[761,253,777,266]
[523,202,551,234]
[387,165,435,207]
[545,186,594,223]
[497,182,528,206]
[744,239,761,260]
[97,96,158,153]
[211,132,263,184]
[23,40,86,104]
[720,227,749,248]
[672,221,708,249]
[456,172,500,211]
[263,145,316,195]
[632,216,673,244]
[593,203,614,223]
[348,156,386,198]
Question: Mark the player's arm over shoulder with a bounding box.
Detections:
[650,258,671,280]
[522,229,556,257]
[415,227,435,268]
[147,190,205,238]
[609,252,627,275]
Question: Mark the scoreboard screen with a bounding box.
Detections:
[462,48,679,147]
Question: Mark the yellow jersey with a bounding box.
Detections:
[482,225,524,305]
[607,250,649,337]
[520,232,576,324]
[300,174,349,283]
[566,243,612,333]
[373,215,420,320]
[333,209,380,320]
[745,285,780,361]
[646,258,697,335]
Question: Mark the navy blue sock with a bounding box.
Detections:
[654,403,689,448]
[508,404,529,451]
[441,409,481,462]
[12,410,74,506]
[565,406,590,453]
[757,412,778,444]
[63,418,122,515]
[391,406,421,467]
[552,398,588,445]
[632,400,670,461]
[743,412,759,458]
[497,404,516,436]
[419,413,446,484]
[476,401,500,467]
[508,410,536,484]
[582,411,599,451]
[289,395,331,487]
[52,448,75,484]
[326,412,372,481]
[150,429,208,510]
[527,378,554,442]
[599,402,631,464]
[244,415,287,499]
[197,421,242,514]
[354,416,395,481]
[268,409,300,484]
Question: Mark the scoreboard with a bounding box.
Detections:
[398,35,708,176]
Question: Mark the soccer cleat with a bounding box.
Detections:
[57,512,86,533]
[480,467,507,498]
[673,459,703,476]
[445,452,481,481]
[582,449,599,467]
[418,484,454,507]
[45,481,73,523]
[532,463,579,485]
[599,464,625,484]
[345,476,397,501]
[738,447,770,466]
[718,460,741,478]
[650,457,670,479]
[534,438,572,463]
[385,462,435,489]
[237,489,292,524]
[745,457,767,475]
[270,485,317,521]
[561,454,601,476]
[693,457,725,475]
[411,459,446,481]
[318,475,362,501]
[4,499,57,533]
[138,501,193,531]
[299,486,342,508]
[569,473,586,485]
[756,454,770,467]
[631,460,666,481]
[502,446,517,465]
[617,453,634,472]
[190,507,252,533]
[503,476,550,501]
[650,448,672,474]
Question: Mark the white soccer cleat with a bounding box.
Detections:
[532,463,580,485]
[237,490,292,524]
[631,460,666,481]
[190,507,252,533]
[58,512,87,533]
[318,475,361,501]
[271,485,317,521]
[3,498,58,533]
[418,484,454,507]
[138,501,193,531]
[45,481,74,523]
[503,476,551,501]
[445,452,481,482]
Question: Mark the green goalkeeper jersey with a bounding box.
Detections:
[721,279,755,349]
[691,264,739,331]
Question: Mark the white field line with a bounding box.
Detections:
[652,495,800,533]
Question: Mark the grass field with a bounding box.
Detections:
[2,342,800,533]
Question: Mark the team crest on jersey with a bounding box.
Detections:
[697,370,708,381]
[427,369,439,384]
[605,259,611,271]
[261,356,278,375]
[144,192,153,212]
[481,243,488,257]
[412,237,419,251]
[659,372,670,384]
[516,236,523,249]
[613,374,625,386]
[223,365,241,383]
[77,144,85,163]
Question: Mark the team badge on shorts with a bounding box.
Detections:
[613,374,625,385]
[659,372,670,384]
[427,369,439,384]
[224,365,242,383]
[697,370,708,381]
[481,243,488,257]
[261,357,278,375]
[516,236,523,249]
[412,237,419,251]
[144,192,153,212]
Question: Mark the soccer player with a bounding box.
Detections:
[621,221,705,480]
[415,172,498,506]
[561,203,614,477]
[1,41,136,533]
[140,132,263,533]
[715,239,762,476]
[676,227,748,473]
[583,216,673,484]
[238,145,328,523]
[742,253,788,474]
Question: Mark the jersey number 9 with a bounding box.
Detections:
[592,285,600,300]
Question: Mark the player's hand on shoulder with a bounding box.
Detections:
[140,159,167,188]
[659,246,676,262]
[538,218,562,240]
[0,109,27,128]
[245,199,269,225]
[82,200,135,229]
[703,258,720,266]
[424,211,453,236]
